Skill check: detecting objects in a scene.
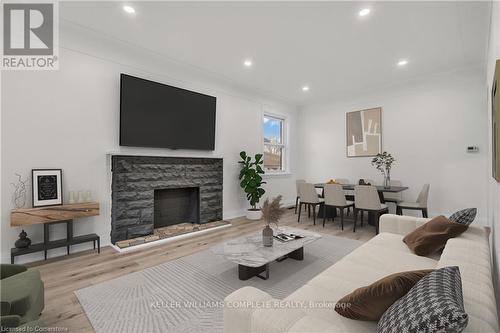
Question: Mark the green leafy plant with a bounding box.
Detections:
[371,151,395,177]
[238,151,266,210]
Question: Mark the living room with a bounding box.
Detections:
[1,1,499,332]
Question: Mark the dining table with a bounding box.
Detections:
[314,183,409,225]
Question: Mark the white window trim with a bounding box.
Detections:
[263,112,289,175]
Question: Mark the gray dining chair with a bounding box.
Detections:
[353,185,389,234]
[396,184,430,218]
[323,184,354,230]
[295,179,306,214]
[297,183,324,225]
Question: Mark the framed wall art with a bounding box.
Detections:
[346,107,382,157]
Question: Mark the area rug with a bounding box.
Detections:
[75,234,363,333]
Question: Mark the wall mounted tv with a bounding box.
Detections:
[120,74,216,150]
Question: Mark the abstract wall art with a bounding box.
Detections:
[346,107,382,157]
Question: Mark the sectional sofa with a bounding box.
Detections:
[224,214,499,333]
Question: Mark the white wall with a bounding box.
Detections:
[485,0,500,315]
[298,67,488,221]
[0,22,299,264]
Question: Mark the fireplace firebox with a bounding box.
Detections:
[154,187,200,228]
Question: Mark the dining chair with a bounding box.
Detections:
[335,178,353,214]
[297,183,324,225]
[323,184,354,230]
[353,185,389,234]
[396,184,430,218]
[295,179,306,214]
[383,180,403,214]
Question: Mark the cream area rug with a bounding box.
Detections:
[75,234,362,333]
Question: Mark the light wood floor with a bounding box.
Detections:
[29,208,376,332]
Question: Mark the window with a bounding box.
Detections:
[263,115,286,172]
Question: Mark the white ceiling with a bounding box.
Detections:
[60,1,491,106]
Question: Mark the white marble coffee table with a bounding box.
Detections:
[211,226,321,280]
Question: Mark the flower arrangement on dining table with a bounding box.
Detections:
[371,151,395,189]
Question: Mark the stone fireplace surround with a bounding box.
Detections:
[111,155,223,244]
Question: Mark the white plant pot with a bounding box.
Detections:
[246,209,262,220]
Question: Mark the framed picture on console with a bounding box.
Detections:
[32,169,63,207]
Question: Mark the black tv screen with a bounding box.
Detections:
[120,74,216,150]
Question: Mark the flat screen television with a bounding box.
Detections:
[120,74,216,150]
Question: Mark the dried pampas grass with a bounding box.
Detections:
[261,195,286,225]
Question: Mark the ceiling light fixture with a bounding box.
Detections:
[302,86,310,92]
[359,8,371,17]
[243,59,252,67]
[397,59,409,66]
[123,5,136,14]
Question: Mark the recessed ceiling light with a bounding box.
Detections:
[243,59,252,67]
[359,8,371,17]
[302,86,310,92]
[123,5,136,14]
[397,59,409,66]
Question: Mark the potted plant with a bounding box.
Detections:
[371,151,395,189]
[261,195,286,246]
[238,151,266,220]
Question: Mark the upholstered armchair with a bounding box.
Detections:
[0,264,44,330]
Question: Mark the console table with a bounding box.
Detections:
[10,202,100,263]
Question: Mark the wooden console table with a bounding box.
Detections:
[10,202,100,264]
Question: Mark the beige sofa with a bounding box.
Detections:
[223,214,499,333]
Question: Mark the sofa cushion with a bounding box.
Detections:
[335,269,433,321]
[378,266,468,333]
[403,215,468,256]
[449,208,477,226]
[285,284,377,333]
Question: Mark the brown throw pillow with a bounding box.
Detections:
[335,269,434,321]
[403,215,468,256]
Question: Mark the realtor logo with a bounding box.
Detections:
[2,1,59,70]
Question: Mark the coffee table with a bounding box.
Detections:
[211,226,321,280]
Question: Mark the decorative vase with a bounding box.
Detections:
[384,175,391,189]
[69,191,76,204]
[15,229,31,249]
[262,225,273,247]
[246,209,262,220]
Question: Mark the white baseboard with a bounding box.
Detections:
[110,224,232,253]
[223,210,246,220]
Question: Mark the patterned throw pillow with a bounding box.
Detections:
[377,266,468,333]
[449,208,477,226]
